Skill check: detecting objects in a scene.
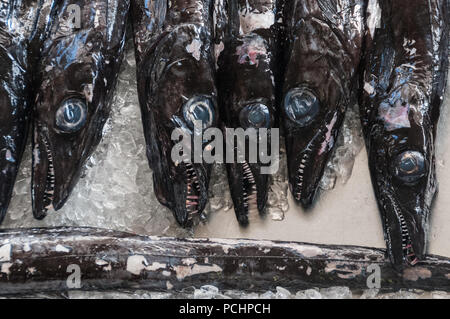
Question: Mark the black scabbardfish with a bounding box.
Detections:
[360,0,449,268]
[131,0,218,227]
[281,0,365,208]
[216,0,277,226]
[32,0,129,218]
[0,0,52,223]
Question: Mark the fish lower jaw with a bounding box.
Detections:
[383,197,419,266]
[399,213,419,266]
[185,162,201,222]
[242,161,258,217]
[293,152,310,203]
[37,134,56,217]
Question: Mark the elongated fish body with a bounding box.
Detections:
[32,0,129,218]
[360,0,449,268]
[0,0,52,223]
[131,0,218,227]
[281,0,365,208]
[216,0,276,225]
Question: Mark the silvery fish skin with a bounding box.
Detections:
[131,0,218,227]
[281,0,365,208]
[216,0,276,226]
[360,0,449,268]
[0,0,52,224]
[32,0,129,219]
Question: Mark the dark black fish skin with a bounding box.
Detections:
[0,0,52,224]
[360,0,449,268]
[131,0,218,227]
[281,0,365,208]
[216,0,276,226]
[32,0,129,219]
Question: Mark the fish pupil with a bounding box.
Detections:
[249,110,264,125]
[239,103,270,129]
[64,103,81,124]
[284,87,320,126]
[400,157,417,173]
[393,151,425,183]
[191,102,210,122]
[291,96,311,117]
[183,96,215,130]
[56,98,87,133]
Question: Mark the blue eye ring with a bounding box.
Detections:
[392,151,426,184]
[182,95,215,130]
[239,103,271,129]
[284,87,320,127]
[55,98,88,133]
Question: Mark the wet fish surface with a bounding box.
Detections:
[32,0,129,218]
[216,0,277,225]
[131,0,218,227]
[360,0,449,267]
[0,0,53,223]
[280,0,365,208]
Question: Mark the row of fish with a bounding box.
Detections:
[0,0,448,268]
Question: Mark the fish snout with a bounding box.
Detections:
[375,149,434,267]
[227,161,268,226]
[31,123,87,219]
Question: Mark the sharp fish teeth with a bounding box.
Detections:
[184,162,201,221]
[241,161,258,216]
[40,134,56,213]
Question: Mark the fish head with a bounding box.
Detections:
[32,20,125,219]
[368,85,436,268]
[225,101,274,225]
[137,26,218,227]
[283,86,342,208]
[216,32,277,225]
[154,94,217,227]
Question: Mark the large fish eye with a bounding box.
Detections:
[55,98,87,133]
[284,87,320,127]
[239,103,271,129]
[182,95,215,130]
[392,151,426,184]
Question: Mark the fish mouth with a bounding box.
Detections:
[32,124,78,219]
[168,160,209,228]
[379,191,428,268]
[32,126,56,219]
[183,161,201,222]
[288,114,339,208]
[227,161,267,226]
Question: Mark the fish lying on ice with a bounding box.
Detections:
[360,0,449,267]
[280,0,365,208]
[32,0,129,218]
[131,0,218,227]
[216,0,277,226]
[0,0,52,223]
